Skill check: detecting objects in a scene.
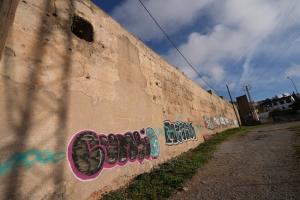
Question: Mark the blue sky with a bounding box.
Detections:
[92,0,300,101]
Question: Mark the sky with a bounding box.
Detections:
[92,0,300,101]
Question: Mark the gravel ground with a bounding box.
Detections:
[169,122,300,200]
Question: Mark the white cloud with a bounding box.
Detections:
[111,0,300,93]
[208,64,225,83]
[165,25,256,86]
[164,0,300,87]
[167,25,253,66]
[112,0,213,41]
[219,0,278,37]
[285,63,300,77]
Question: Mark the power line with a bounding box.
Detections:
[287,76,299,94]
[137,0,215,92]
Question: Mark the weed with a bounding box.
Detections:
[101,127,253,200]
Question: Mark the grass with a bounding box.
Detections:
[289,125,300,159]
[102,126,253,200]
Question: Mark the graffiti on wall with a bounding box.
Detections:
[0,149,65,176]
[164,121,197,145]
[203,116,236,130]
[203,116,215,130]
[67,128,160,181]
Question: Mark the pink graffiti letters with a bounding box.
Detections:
[68,128,159,181]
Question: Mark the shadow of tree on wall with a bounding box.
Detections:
[2,0,74,199]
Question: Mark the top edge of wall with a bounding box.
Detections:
[75,0,230,104]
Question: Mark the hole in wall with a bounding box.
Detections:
[71,15,94,42]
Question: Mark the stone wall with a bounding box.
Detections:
[0,0,239,199]
[0,0,20,60]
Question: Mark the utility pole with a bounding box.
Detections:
[245,85,254,104]
[287,76,299,94]
[243,84,259,121]
[226,84,241,128]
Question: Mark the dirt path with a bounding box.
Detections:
[169,122,300,200]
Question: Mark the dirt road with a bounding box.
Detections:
[169,122,300,200]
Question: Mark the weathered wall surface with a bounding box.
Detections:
[0,0,239,199]
[0,0,20,60]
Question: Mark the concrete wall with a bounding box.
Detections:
[0,0,239,199]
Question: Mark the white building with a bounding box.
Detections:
[256,93,296,122]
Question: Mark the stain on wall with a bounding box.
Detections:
[0,149,65,176]
[67,128,160,181]
[164,121,197,145]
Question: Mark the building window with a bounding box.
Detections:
[286,98,292,103]
[279,100,285,105]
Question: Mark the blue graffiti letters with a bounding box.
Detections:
[0,149,65,176]
[164,121,196,145]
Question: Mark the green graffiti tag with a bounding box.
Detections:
[0,149,65,176]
